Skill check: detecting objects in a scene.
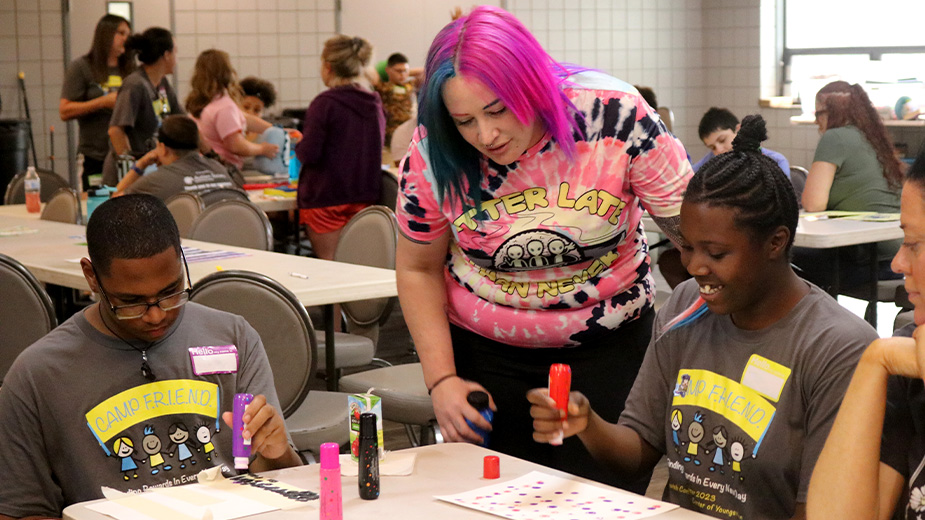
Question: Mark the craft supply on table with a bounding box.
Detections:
[233,393,254,470]
[465,391,494,448]
[548,363,571,446]
[436,470,678,520]
[319,442,343,520]
[87,467,317,520]
[358,412,380,500]
[483,456,500,480]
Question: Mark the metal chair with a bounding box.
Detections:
[165,192,205,238]
[190,270,350,458]
[199,187,250,207]
[379,169,398,212]
[656,107,675,133]
[389,117,416,164]
[39,188,80,224]
[0,253,57,385]
[4,169,72,205]
[339,363,438,447]
[790,166,808,207]
[188,199,273,250]
[315,206,399,382]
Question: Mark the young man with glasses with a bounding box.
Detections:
[0,195,301,519]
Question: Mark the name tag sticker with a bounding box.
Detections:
[740,354,791,402]
[189,345,238,375]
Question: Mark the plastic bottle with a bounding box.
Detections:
[358,412,380,500]
[24,166,40,213]
[548,363,572,446]
[232,393,254,470]
[464,391,494,447]
[319,442,343,520]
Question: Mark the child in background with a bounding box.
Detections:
[529,115,876,520]
[693,107,790,176]
[240,76,277,119]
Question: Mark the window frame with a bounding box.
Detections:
[778,0,925,96]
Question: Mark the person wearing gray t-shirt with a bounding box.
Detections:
[59,14,133,189]
[529,116,876,520]
[119,115,240,202]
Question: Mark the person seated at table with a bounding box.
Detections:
[0,194,301,519]
[528,115,876,520]
[692,107,790,175]
[240,76,277,120]
[114,115,241,200]
[186,49,279,172]
[794,81,903,291]
[806,147,925,520]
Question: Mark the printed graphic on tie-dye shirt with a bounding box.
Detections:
[397,72,692,347]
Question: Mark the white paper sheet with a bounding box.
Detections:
[436,471,678,520]
[86,471,316,520]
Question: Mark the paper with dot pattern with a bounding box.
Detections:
[436,471,678,519]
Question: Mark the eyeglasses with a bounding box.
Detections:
[93,248,193,320]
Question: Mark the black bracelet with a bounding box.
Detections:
[427,374,458,396]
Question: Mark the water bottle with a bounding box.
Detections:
[465,391,494,447]
[288,147,301,183]
[24,166,40,213]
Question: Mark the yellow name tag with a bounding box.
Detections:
[740,354,791,402]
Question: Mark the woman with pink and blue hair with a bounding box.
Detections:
[395,6,691,490]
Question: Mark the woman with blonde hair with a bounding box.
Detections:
[185,49,277,170]
[295,35,385,260]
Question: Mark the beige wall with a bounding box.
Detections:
[8,1,920,185]
[0,0,67,177]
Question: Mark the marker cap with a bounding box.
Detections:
[483,455,500,479]
[320,442,340,470]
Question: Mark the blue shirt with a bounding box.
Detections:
[692,147,791,177]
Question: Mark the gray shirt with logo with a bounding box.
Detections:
[619,279,875,519]
[0,303,282,518]
[125,153,239,202]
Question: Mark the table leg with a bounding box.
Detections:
[831,248,841,297]
[323,304,338,391]
[868,242,878,327]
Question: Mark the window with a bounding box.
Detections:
[781,0,925,112]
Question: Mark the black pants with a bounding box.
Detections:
[81,156,105,191]
[451,306,655,494]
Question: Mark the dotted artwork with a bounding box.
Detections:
[436,471,678,520]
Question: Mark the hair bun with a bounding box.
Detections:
[731,114,767,153]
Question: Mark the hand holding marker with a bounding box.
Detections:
[548,364,571,446]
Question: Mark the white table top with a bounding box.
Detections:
[641,214,902,249]
[0,215,395,307]
[63,443,710,520]
[0,191,295,219]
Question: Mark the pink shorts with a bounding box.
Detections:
[300,203,369,234]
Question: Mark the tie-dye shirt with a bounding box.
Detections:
[397,72,692,347]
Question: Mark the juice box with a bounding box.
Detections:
[349,392,385,461]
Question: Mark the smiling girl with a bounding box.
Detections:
[529,115,877,519]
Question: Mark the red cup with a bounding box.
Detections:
[483,455,500,479]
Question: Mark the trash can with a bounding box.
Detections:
[0,119,31,204]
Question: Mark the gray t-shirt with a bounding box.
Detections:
[0,303,282,518]
[103,68,183,185]
[61,57,123,161]
[619,279,875,519]
[125,153,239,201]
